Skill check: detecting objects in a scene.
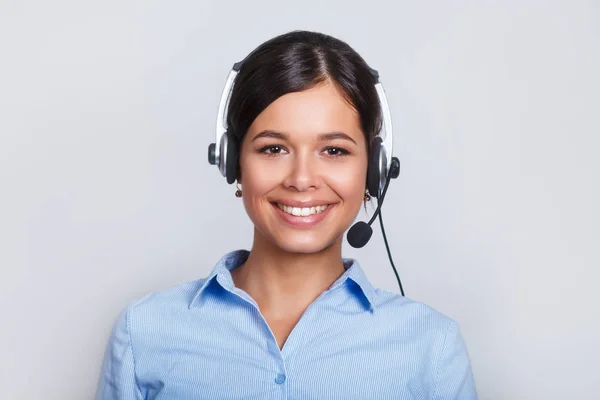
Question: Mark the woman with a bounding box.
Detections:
[97,30,477,399]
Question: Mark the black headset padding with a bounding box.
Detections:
[225,129,238,184]
[367,136,383,198]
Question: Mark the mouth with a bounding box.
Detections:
[270,201,335,228]
[275,203,329,217]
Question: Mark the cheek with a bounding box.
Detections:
[238,153,283,194]
[324,159,368,203]
[238,153,281,218]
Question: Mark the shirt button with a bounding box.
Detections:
[275,373,286,384]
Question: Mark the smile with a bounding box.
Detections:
[276,203,329,217]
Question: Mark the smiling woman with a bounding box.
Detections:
[96,30,478,399]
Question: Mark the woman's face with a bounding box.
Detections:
[238,82,368,254]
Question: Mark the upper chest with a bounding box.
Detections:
[131,295,437,400]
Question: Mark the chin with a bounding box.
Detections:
[270,232,341,254]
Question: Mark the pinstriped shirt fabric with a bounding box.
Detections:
[96,250,477,399]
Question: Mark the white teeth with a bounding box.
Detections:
[277,203,328,217]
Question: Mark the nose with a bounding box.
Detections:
[282,151,321,192]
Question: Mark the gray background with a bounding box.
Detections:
[1,0,599,399]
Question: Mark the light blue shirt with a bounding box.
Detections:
[97,250,477,399]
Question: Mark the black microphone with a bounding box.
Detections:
[347,186,387,248]
[347,157,398,248]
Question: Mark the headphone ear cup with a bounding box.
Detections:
[225,130,238,184]
[367,137,383,198]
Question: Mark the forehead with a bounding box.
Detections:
[247,82,363,142]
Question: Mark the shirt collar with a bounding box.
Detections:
[189,250,377,311]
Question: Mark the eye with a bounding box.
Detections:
[258,145,287,155]
[324,147,350,157]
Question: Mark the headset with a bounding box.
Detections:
[208,57,405,296]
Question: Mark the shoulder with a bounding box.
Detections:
[371,288,461,345]
[374,288,454,323]
[131,279,207,310]
[116,278,209,335]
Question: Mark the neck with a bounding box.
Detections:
[231,228,346,319]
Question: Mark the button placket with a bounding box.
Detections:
[225,284,288,389]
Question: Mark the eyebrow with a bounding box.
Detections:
[251,130,357,144]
